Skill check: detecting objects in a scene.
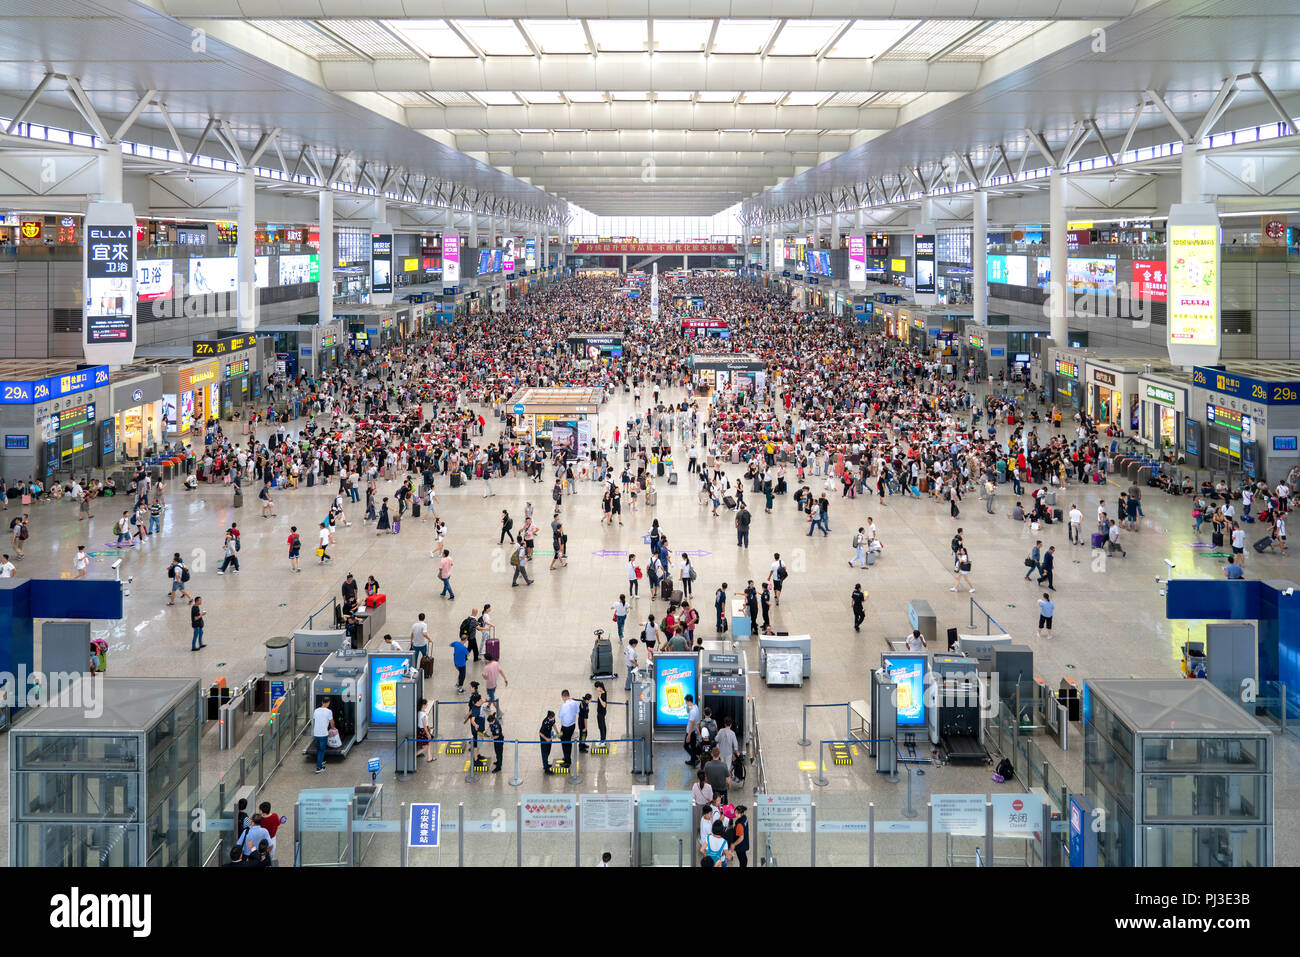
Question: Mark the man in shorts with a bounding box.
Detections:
[1036,592,1054,639]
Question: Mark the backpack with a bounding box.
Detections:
[777,562,788,582]
[995,757,1014,780]
[687,565,697,581]
[700,717,717,744]
[181,566,191,583]
[509,549,520,567]
[731,751,747,782]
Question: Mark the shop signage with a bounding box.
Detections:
[1055,359,1078,380]
[403,258,418,272]
[1144,384,1177,406]
[187,367,217,387]
[890,258,907,273]
[1131,260,1167,302]
[1273,435,1298,452]
[20,220,41,239]
[193,333,257,357]
[1092,369,1117,387]
[573,242,738,254]
[132,389,144,402]
[1193,366,1300,405]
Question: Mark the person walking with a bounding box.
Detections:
[450,633,469,694]
[767,553,787,606]
[73,546,89,579]
[683,694,701,767]
[715,582,728,632]
[483,653,507,705]
[512,541,535,586]
[1068,504,1082,545]
[499,509,515,544]
[951,547,975,593]
[624,637,640,690]
[680,553,695,599]
[167,553,191,605]
[417,698,436,763]
[849,527,868,568]
[190,597,206,651]
[1036,592,1055,639]
[410,612,430,662]
[612,594,629,640]
[1024,540,1042,581]
[627,553,640,599]
[438,549,455,599]
[287,526,302,572]
[851,583,867,632]
[487,704,505,773]
[217,530,240,574]
[1038,545,1056,590]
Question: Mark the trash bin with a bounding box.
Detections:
[265,635,291,675]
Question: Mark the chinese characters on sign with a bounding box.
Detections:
[572,242,740,255]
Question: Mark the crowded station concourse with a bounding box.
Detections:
[0,3,1294,906]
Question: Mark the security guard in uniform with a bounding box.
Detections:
[488,706,505,774]
[539,710,556,773]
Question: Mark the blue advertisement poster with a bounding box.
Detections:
[654,655,697,727]
[882,655,928,727]
[369,655,410,726]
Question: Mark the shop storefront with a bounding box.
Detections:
[1137,374,1190,456]
[691,354,767,398]
[161,360,219,437]
[505,387,604,451]
[0,364,113,478]
[110,371,163,461]
[1047,349,1085,412]
[1085,360,1142,432]
[317,328,342,370]
[567,333,625,360]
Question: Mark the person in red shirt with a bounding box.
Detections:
[258,801,281,861]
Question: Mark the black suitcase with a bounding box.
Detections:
[752,476,762,492]
[1053,508,1063,522]
[1253,535,1273,553]
[660,578,673,601]
[412,501,421,518]
[1212,531,1224,547]
[450,472,463,488]
[307,471,315,487]
[775,478,787,495]
[590,636,614,678]
[723,494,737,510]
[657,461,665,476]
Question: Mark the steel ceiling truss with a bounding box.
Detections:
[0,71,566,229]
[744,72,1300,227]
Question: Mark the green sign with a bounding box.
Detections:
[309,254,320,283]
[1145,383,1177,407]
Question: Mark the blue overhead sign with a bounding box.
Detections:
[1194,366,1300,405]
[0,365,109,405]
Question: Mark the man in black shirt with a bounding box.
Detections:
[851,584,866,632]
[539,711,556,773]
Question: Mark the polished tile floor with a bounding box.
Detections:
[5,381,1298,866]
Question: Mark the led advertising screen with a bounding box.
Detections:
[525,238,536,271]
[279,254,319,285]
[1035,256,1053,290]
[773,238,784,269]
[882,655,928,727]
[136,259,173,302]
[848,234,866,283]
[805,250,832,277]
[1168,222,1219,348]
[1132,259,1168,302]
[370,233,393,295]
[84,221,135,346]
[914,234,936,295]
[443,234,460,284]
[1006,254,1028,287]
[654,655,697,727]
[478,250,493,274]
[369,655,410,727]
[987,254,1010,284]
[1066,257,1118,294]
[188,256,238,295]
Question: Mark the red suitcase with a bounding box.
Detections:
[365,593,387,608]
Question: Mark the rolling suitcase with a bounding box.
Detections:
[866,548,877,566]
[1212,531,1224,547]
[646,489,657,506]
[723,494,737,510]
[590,636,614,678]
[1091,532,1106,548]
[232,491,243,508]
[1047,490,1057,507]
[420,655,434,679]
[1253,535,1273,553]
[671,588,684,605]
[660,578,673,601]
[1053,508,1063,522]
[752,476,762,493]
[412,501,421,518]
[307,471,315,487]
[668,472,679,485]
[775,477,787,495]
[450,472,463,488]
[392,518,401,534]
[485,636,500,660]
[730,447,740,464]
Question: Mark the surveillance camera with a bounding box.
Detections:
[1164,559,1176,568]
[1285,588,1295,598]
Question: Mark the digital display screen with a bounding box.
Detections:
[86,315,133,343]
[188,256,238,294]
[914,235,936,295]
[1168,223,1219,347]
[1066,257,1118,294]
[226,359,248,378]
[1273,435,1298,452]
[279,254,319,285]
[442,235,460,283]
[1207,404,1243,433]
[136,259,173,302]
[370,234,393,295]
[882,655,928,727]
[369,655,410,727]
[5,434,28,450]
[653,656,697,727]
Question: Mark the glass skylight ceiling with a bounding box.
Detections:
[384,20,474,57]
[768,20,845,56]
[825,20,920,59]
[587,20,648,51]
[886,19,985,59]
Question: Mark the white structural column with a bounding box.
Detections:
[972,189,988,326]
[469,214,479,250]
[375,194,386,225]
[1048,169,1068,345]
[1181,144,1205,203]
[318,189,334,326]
[99,142,123,203]
[831,214,842,250]
[489,215,497,248]
[854,208,863,230]
[237,168,257,332]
